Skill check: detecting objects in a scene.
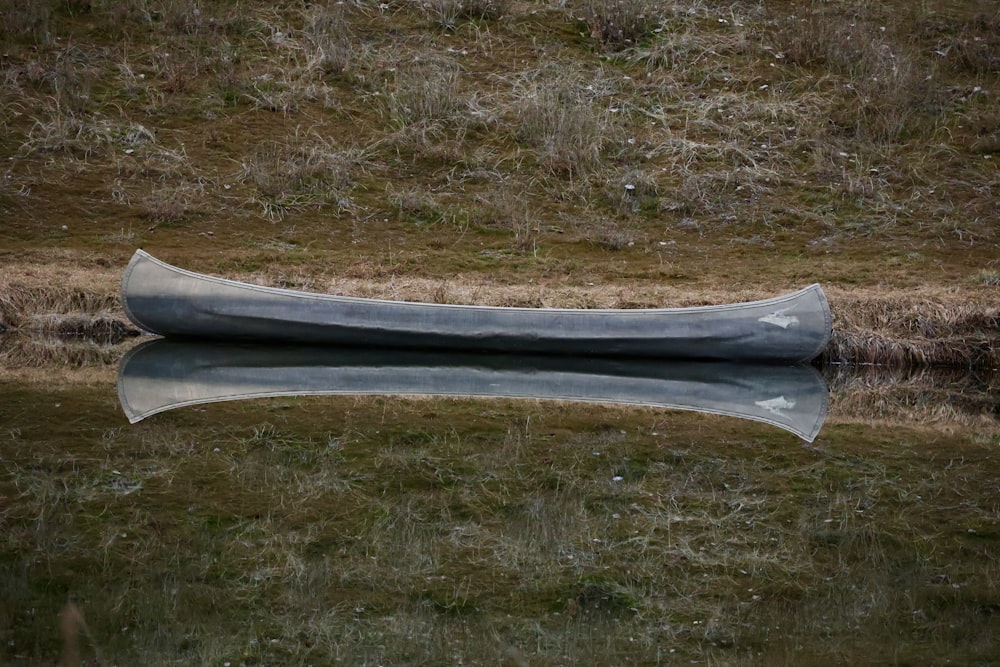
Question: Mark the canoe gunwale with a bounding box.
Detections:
[125,249,828,316]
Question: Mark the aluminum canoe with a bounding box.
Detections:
[121,250,831,362]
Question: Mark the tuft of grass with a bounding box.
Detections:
[0,0,52,44]
[387,184,446,225]
[385,63,465,129]
[136,180,206,224]
[302,1,356,76]
[921,11,1000,76]
[238,132,367,220]
[975,268,1000,286]
[576,0,661,52]
[153,0,250,37]
[513,75,615,179]
[18,98,157,159]
[769,9,939,146]
[469,190,538,251]
[606,168,659,215]
[420,0,511,30]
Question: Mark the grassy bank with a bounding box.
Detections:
[1,0,997,288]
[1,0,997,367]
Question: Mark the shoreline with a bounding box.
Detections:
[2,264,996,369]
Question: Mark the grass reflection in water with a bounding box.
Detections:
[1,362,998,665]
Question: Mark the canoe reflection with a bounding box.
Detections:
[117,340,828,441]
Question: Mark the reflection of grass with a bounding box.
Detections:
[0,333,135,371]
[824,364,999,429]
[2,390,998,664]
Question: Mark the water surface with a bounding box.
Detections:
[2,335,998,665]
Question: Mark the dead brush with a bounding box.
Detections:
[922,11,1000,76]
[663,166,776,219]
[420,0,511,29]
[0,0,51,43]
[113,145,192,182]
[19,99,157,159]
[12,42,105,113]
[136,180,206,224]
[628,26,724,72]
[385,63,465,128]
[156,0,250,37]
[469,190,538,250]
[387,184,448,225]
[19,108,114,158]
[625,3,751,72]
[97,0,154,37]
[606,168,659,215]
[976,269,1000,286]
[380,62,492,158]
[303,1,357,76]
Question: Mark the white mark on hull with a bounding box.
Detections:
[758,308,799,329]
[756,396,796,414]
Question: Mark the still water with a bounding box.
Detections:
[2,335,998,665]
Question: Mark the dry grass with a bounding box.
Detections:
[0,280,130,337]
[513,72,617,179]
[770,9,938,147]
[238,131,368,220]
[822,289,1000,367]
[0,0,52,44]
[420,0,512,30]
[2,0,995,256]
[575,0,662,52]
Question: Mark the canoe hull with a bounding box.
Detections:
[121,250,831,362]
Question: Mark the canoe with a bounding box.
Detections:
[118,340,829,441]
[121,250,831,362]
